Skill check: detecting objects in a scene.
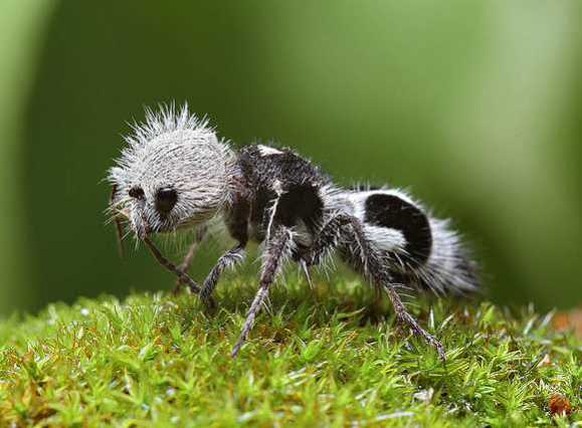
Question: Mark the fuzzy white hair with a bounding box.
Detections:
[108,104,236,238]
[345,187,478,294]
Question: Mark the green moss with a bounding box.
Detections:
[0,275,580,426]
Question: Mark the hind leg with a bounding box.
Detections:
[384,285,445,359]
[304,213,446,360]
[342,216,446,360]
[231,227,294,358]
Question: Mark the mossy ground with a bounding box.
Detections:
[0,274,580,427]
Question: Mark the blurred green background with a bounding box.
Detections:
[1,1,580,316]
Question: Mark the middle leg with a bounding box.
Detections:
[231,227,293,357]
[200,243,246,308]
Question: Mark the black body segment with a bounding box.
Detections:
[235,146,329,241]
[275,184,323,232]
[364,193,432,265]
[224,193,250,245]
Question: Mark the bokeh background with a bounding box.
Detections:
[1,0,580,316]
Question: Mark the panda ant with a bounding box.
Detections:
[107,105,479,359]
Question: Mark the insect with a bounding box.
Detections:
[107,104,479,359]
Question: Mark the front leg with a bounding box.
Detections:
[143,237,202,296]
[200,243,246,308]
[231,227,293,357]
[174,226,208,294]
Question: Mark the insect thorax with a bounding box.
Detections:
[225,145,329,241]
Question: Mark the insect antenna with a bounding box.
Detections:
[109,184,126,258]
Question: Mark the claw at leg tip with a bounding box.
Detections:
[300,260,314,290]
[231,345,241,359]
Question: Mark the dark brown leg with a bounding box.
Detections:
[231,228,292,358]
[384,285,446,360]
[309,214,446,361]
[143,237,211,303]
[173,227,207,294]
[200,244,246,307]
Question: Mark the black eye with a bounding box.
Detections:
[128,186,145,200]
[155,188,178,215]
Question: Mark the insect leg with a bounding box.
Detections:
[231,227,293,358]
[173,226,208,294]
[200,243,246,307]
[300,212,351,268]
[143,237,212,303]
[384,285,446,360]
[299,259,315,290]
[330,214,446,360]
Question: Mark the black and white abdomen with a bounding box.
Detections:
[346,189,479,294]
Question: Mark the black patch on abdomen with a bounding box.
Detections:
[364,194,432,265]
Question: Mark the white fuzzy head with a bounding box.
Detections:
[108,104,236,239]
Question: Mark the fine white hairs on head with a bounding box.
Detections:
[108,103,236,238]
